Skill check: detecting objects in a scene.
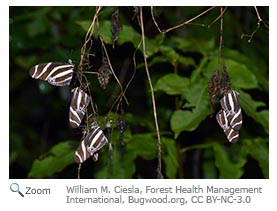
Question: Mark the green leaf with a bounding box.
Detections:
[75,20,91,32]
[94,128,137,179]
[157,45,196,67]
[96,132,158,179]
[224,49,269,91]
[204,59,259,90]
[170,80,210,137]
[27,8,49,37]
[155,73,190,95]
[98,20,113,44]
[126,133,157,159]
[28,141,77,178]
[76,20,113,44]
[203,147,218,179]
[242,138,269,178]
[171,37,215,55]
[161,138,178,179]
[213,144,246,179]
[238,90,269,133]
[76,20,160,57]
[124,110,156,132]
[95,142,136,179]
[180,142,247,178]
[117,23,141,47]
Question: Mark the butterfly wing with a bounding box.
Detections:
[74,123,108,163]
[228,107,243,131]
[69,87,90,128]
[224,127,239,143]
[216,109,229,131]
[29,62,74,86]
[220,90,243,130]
[216,108,240,143]
[220,90,239,114]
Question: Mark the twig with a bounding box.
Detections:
[77,7,103,123]
[150,6,162,33]
[218,7,224,65]
[106,58,130,111]
[151,6,216,34]
[113,40,142,113]
[77,164,81,179]
[110,40,142,114]
[98,35,129,110]
[78,6,102,77]
[241,6,268,43]
[139,7,163,179]
[207,7,227,28]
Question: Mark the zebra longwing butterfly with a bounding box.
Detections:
[216,109,239,143]
[69,87,90,128]
[216,90,243,143]
[29,62,74,86]
[75,122,108,163]
[220,90,243,131]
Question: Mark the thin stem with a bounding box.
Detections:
[151,6,162,33]
[82,71,98,75]
[254,6,262,22]
[110,40,141,114]
[139,7,163,179]
[151,6,216,34]
[77,164,81,179]
[78,6,102,84]
[218,7,224,65]
[99,35,129,109]
[207,7,227,28]
[241,6,268,43]
[121,40,141,106]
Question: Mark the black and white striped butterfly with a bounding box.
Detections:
[29,61,74,86]
[220,90,243,130]
[216,109,240,143]
[75,122,108,163]
[216,90,243,143]
[69,87,90,128]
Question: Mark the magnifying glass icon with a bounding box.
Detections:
[10,183,24,197]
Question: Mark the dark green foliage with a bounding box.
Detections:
[10,6,268,179]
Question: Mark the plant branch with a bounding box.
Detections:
[139,7,163,179]
[218,7,224,65]
[78,6,102,76]
[151,6,216,34]
[207,7,227,28]
[241,6,269,43]
[98,35,129,110]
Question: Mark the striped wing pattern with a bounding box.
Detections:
[220,90,243,130]
[69,87,90,128]
[216,109,229,131]
[75,123,108,163]
[29,62,74,86]
[216,90,243,143]
[29,62,110,166]
[216,109,240,143]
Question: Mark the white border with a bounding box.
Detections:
[7,0,271,6]
[3,1,274,211]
